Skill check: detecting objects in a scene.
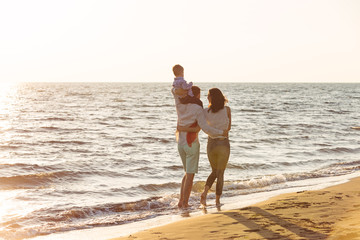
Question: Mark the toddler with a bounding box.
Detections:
[172,64,194,97]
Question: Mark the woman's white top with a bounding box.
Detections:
[204,107,229,139]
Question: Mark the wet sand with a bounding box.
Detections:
[111,177,360,240]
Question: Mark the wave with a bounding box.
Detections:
[40,126,61,130]
[13,129,33,133]
[119,116,132,120]
[224,174,288,192]
[143,136,172,144]
[295,123,323,129]
[227,159,329,170]
[318,147,360,154]
[0,162,136,182]
[227,162,271,170]
[60,197,166,218]
[0,196,174,240]
[165,165,184,171]
[65,92,93,97]
[136,182,180,192]
[224,160,360,193]
[135,104,173,108]
[0,163,58,171]
[39,126,84,131]
[330,160,360,167]
[239,109,261,112]
[113,98,125,102]
[41,140,89,145]
[0,145,21,150]
[0,170,129,190]
[98,121,112,126]
[121,143,136,147]
[0,171,71,190]
[257,137,291,144]
[327,109,350,114]
[43,117,75,121]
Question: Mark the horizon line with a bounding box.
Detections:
[13,81,360,84]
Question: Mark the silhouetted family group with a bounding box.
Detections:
[171,64,231,209]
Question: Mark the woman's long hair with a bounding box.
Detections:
[208,88,227,113]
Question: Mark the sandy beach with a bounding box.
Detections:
[111,176,360,240]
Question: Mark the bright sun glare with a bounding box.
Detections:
[0,82,18,131]
[0,82,18,96]
[0,82,20,223]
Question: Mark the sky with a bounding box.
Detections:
[0,0,359,83]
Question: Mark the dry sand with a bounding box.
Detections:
[111,177,360,240]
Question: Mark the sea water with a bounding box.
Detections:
[0,82,359,239]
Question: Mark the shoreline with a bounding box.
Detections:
[110,174,360,240]
[30,172,360,240]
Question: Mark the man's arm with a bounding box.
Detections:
[226,106,231,131]
[177,124,201,133]
[195,108,224,137]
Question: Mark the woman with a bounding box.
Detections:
[178,88,231,207]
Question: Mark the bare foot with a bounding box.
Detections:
[200,193,207,206]
[215,195,221,208]
[182,203,189,209]
[178,201,183,208]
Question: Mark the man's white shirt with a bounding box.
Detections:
[172,88,223,145]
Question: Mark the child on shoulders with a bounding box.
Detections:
[172,64,202,107]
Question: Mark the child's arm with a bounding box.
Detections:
[177,124,201,133]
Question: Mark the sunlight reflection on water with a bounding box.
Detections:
[0,82,359,239]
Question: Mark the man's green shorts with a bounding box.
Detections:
[178,141,200,174]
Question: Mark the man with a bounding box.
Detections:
[172,85,227,208]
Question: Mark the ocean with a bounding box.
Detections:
[0,82,359,240]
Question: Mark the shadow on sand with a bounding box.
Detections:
[220,206,328,240]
